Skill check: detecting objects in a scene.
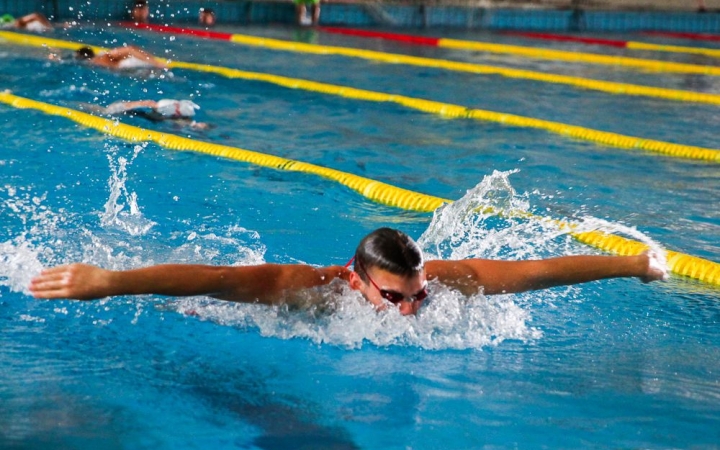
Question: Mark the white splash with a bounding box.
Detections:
[0,238,45,293]
[420,169,576,261]
[0,186,60,293]
[100,143,156,236]
[571,216,668,262]
[170,279,541,350]
[167,226,267,267]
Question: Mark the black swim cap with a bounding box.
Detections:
[354,228,424,280]
[75,46,95,59]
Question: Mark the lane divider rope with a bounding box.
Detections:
[0,91,448,213]
[499,30,720,59]
[111,23,720,106]
[1,91,717,287]
[169,59,720,163]
[642,31,720,42]
[1,31,717,163]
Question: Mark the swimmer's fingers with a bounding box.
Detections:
[640,250,669,283]
[29,265,78,299]
[29,263,111,300]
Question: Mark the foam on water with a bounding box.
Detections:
[170,279,540,350]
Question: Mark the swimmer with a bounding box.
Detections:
[74,45,167,70]
[98,99,208,129]
[295,0,321,26]
[29,228,668,316]
[131,0,150,23]
[0,12,53,33]
[199,7,216,27]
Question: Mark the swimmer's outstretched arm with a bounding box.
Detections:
[103,100,158,115]
[16,13,52,28]
[426,253,667,296]
[29,263,349,304]
[105,46,167,69]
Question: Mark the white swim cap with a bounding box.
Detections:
[155,99,200,118]
[25,20,51,33]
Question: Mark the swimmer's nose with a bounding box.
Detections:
[398,301,415,316]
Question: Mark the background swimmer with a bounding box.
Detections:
[199,7,216,27]
[0,12,53,33]
[98,99,208,129]
[131,0,150,23]
[74,45,167,70]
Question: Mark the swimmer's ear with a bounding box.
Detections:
[348,271,364,291]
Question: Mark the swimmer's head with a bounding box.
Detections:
[351,228,426,315]
[199,7,216,26]
[0,14,14,24]
[132,0,150,23]
[354,228,424,281]
[155,99,200,118]
[75,46,95,60]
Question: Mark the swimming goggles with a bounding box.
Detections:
[354,258,428,304]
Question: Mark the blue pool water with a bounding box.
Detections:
[1,24,719,448]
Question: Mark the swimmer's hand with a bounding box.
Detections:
[29,264,113,300]
[190,121,209,130]
[640,250,669,283]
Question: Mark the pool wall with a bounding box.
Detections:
[4,0,720,31]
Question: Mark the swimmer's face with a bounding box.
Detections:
[350,266,427,316]
[199,12,215,26]
[132,5,149,23]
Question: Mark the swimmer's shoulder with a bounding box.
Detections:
[318,265,351,284]
[426,258,492,276]
[425,259,461,278]
[425,259,492,295]
[280,265,351,309]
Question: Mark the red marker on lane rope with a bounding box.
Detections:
[119,21,233,41]
[500,30,629,48]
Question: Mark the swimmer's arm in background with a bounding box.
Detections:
[425,252,667,296]
[103,100,158,115]
[104,46,167,69]
[16,13,52,28]
[28,263,350,305]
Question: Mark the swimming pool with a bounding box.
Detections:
[1,23,719,448]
